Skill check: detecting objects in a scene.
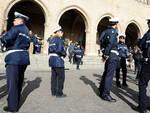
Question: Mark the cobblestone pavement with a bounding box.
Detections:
[0,65,150,113]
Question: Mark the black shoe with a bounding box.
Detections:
[56,94,67,98]
[132,105,147,113]
[101,95,116,102]
[131,105,140,111]
[51,92,56,96]
[3,106,18,112]
[147,106,150,110]
[140,110,147,113]
[52,94,56,96]
[122,83,128,87]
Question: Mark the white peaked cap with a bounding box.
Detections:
[109,17,119,23]
[119,34,126,38]
[53,25,62,33]
[14,12,29,21]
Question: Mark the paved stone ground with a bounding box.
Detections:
[0,62,150,113]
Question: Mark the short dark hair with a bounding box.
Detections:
[110,22,117,26]
[147,21,150,24]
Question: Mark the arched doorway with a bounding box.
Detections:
[97,16,110,45]
[125,23,141,48]
[7,0,45,39]
[59,9,86,48]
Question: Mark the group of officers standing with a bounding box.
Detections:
[68,42,84,70]
[99,17,150,113]
[0,11,150,113]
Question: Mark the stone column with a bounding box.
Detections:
[0,8,2,32]
[42,22,51,54]
[85,28,97,56]
[0,6,6,33]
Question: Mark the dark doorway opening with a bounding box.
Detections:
[97,17,110,45]
[125,23,140,48]
[7,0,45,39]
[59,9,86,48]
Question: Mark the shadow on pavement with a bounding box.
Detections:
[80,73,150,112]
[93,73,139,109]
[0,84,7,99]
[80,76,99,96]
[0,74,6,81]
[126,75,138,85]
[19,77,42,109]
[0,74,7,99]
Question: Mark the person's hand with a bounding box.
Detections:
[101,56,109,63]
[101,58,106,63]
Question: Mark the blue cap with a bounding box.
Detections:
[14,12,29,21]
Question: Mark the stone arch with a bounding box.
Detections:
[125,20,142,38]
[96,14,112,45]
[2,0,49,33]
[96,13,114,28]
[96,13,121,45]
[57,5,90,32]
[57,6,90,49]
[125,20,142,48]
[96,13,121,32]
[2,0,51,54]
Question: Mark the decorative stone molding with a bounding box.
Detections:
[125,19,143,38]
[56,5,90,32]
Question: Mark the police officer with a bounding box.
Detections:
[133,44,143,79]
[68,42,74,64]
[137,19,150,113]
[0,12,30,112]
[37,39,42,54]
[73,42,78,64]
[33,34,39,54]
[116,34,128,87]
[0,30,6,52]
[74,44,84,70]
[99,17,119,102]
[48,26,67,98]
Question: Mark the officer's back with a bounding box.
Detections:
[2,22,30,65]
[74,45,84,59]
[48,37,66,67]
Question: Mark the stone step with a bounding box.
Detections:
[0,53,104,69]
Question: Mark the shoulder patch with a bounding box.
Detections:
[112,30,114,33]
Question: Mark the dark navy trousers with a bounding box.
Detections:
[99,59,118,96]
[6,65,27,111]
[116,57,127,84]
[139,63,150,111]
[76,58,81,69]
[51,67,65,96]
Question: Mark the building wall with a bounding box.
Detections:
[0,0,150,55]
